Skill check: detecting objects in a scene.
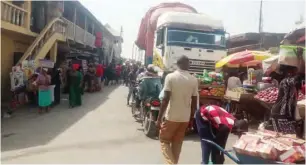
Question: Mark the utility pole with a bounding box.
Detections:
[258,0,263,49]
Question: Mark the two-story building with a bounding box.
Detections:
[227,32,286,54]
[1,1,122,100]
[103,24,123,64]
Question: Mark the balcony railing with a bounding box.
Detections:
[1,1,27,27]
[62,17,95,48]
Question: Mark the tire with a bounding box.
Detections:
[143,111,157,137]
[131,102,137,119]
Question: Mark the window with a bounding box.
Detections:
[156,29,164,48]
[167,29,226,50]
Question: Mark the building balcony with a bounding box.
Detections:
[1,1,34,35]
[1,1,27,27]
[62,17,95,48]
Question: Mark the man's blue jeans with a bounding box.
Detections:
[195,110,229,164]
[195,110,213,164]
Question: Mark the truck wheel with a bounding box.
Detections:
[143,111,157,137]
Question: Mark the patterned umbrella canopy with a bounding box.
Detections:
[215,50,272,68]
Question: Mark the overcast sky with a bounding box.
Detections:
[80,0,305,59]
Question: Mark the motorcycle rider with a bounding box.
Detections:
[136,65,162,115]
[127,66,138,105]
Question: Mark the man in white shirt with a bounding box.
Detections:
[156,56,198,164]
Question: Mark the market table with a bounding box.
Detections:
[239,93,272,121]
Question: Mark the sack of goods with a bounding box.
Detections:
[278,45,305,67]
[233,130,305,163]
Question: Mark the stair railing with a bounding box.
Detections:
[17,17,67,65]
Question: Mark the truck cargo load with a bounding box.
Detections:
[135,2,197,65]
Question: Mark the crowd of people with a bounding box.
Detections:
[24,60,128,114]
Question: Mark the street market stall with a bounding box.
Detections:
[215,50,273,120]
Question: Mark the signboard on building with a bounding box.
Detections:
[95,32,103,48]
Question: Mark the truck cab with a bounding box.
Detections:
[154,12,227,74]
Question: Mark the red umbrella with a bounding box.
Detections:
[228,51,272,65]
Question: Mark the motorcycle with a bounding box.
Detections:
[142,97,161,137]
[130,82,140,119]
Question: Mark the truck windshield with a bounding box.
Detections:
[167,29,226,50]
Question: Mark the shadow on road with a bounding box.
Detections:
[1,85,119,152]
[184,133,200,142]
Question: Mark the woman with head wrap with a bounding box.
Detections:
[69,64,83,108]
[265,47,305,135]
[34,67,51,113]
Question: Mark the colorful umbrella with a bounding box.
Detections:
[241,60,262,67]
[215,50,272,68]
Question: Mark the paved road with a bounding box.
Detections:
[1,85,237,164]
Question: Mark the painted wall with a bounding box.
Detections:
[1,30,34,100]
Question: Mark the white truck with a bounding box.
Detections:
[154,11,228,74]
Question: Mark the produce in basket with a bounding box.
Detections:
[199,87,225,97]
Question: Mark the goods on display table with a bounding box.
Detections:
[196,70,224,85]
[254,87,305,104]
[233,130,305,164]
[196,70,225,105]
[224,87,247,102]
[199,87,225,97]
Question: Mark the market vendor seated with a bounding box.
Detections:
[226,72,242,90]
[195,105,248,164]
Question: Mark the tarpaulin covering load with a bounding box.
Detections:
[135,2,197,64]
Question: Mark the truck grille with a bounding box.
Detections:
[189,59,215,75]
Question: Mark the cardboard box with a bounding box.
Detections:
[244,143,258,156]
[240,134,261,144]
[257,130,279,138]
[294,146,305,158]
[261,139,291,153]
[275,137,294,146]
[293,138,306,146]
[281,134,297,139]
[233,139,248,154]
[279,147,304,163]
[256,143,278,160]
